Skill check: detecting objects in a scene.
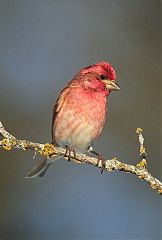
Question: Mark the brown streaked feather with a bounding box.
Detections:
[51,87,70,144]
[51,75,83,144]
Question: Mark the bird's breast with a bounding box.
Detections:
[53,90,107,151]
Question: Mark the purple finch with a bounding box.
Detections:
[26,61,120,178]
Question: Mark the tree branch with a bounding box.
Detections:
[0,121,162,194]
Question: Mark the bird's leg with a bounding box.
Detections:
[64,146,76,161]
[89,148,106,174]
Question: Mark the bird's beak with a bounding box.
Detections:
[102,79,120,91]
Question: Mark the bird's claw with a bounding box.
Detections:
[64,147,76,161]
[97,155,106,174]
[89,148,106,174]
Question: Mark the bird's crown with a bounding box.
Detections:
[80,61,116,80]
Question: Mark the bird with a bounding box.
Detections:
[26,61,120,178]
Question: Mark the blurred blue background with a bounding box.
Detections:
[0,0,161,239]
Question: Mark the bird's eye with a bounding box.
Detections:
[100,74,106,80]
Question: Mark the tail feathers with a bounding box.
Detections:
[25,156,60,179]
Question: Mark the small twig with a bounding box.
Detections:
[0,121,162,194]
[136,128,147,169]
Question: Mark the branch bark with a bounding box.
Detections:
[0,121,162,194]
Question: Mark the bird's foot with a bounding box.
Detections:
[64,146,76,161]
[89,148,106,174]
[97,154,106,174]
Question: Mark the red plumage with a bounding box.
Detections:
[52,73,108,152]
[26,61,119,178]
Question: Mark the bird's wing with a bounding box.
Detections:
[51,87,70,144]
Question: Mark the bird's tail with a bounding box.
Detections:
[25,156,61,178]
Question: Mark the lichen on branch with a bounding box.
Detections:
[0,121,162,194]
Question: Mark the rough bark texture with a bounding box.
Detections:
[0,121,162,194]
